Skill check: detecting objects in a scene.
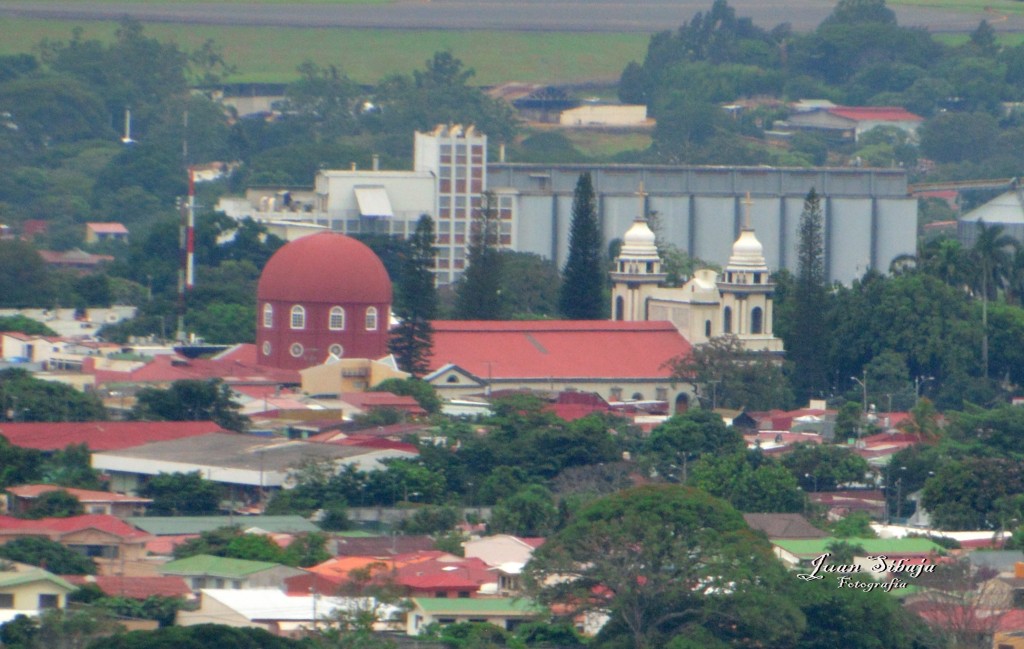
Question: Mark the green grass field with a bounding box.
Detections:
[0,17,647,85]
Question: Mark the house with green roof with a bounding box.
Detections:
[773,537,947,574]
[406,597,545,636]
[0,562,77,624]
[158,554,304,592]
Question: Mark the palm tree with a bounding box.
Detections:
[920,237,969,290]
[970,222,1019,378]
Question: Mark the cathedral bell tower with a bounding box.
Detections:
[610,184,666,321]
[716,194,776,344]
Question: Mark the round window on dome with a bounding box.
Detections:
[262,341,271,356]
[289,343,304,358]
[329,344,344,357]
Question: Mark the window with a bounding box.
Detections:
[610,387,623,401]
[38,594,58,609]
[435,591,448,598]
[262,341,271,356]
[262,303,273,328]
[751,306,764,334]
[290,343,304,358]
[723,307,732,334]
[0,594,13,609]
[705,320,712,337]
[615,297,624,321]
[656,387,668,401]
[365,307,378,331]
[329,306,345,330]
[290,305,306,330]
[329,344,344,357]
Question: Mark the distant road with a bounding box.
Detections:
[0,0,1020,33]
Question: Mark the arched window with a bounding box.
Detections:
[262,303,273,329]
[704,320,711,337]
[329,306,345,331]
[290,305,305,330]
[365,306,378,331]
[615,296,625,321]
[723,307,732,334]
[751,306,763,334]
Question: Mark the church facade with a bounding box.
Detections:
[611,210,784,354]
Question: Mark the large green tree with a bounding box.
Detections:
[559,173,605,319]
[131,378,248,432]
[389,214,437,376]
[0,537,96,574]
[526,485,803,649]
[141,471,221,516]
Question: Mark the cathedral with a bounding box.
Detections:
[610,198,784,354]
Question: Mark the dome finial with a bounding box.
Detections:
[743,191,753,230]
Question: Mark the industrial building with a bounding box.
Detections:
[217,129,918,286]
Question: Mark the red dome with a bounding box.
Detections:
[258,233,392,304]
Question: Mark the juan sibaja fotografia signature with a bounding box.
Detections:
[796,552,936,592]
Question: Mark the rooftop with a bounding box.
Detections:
[411,597,543,615]
[160,554,283,578]
[427,320,691,380]
[126,515,320,536]
[0,421,224,452]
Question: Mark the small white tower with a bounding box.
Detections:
[610,184,666,321]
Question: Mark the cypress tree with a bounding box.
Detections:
[790,188,830,400]
[559,173,606,319]
[389,214,437,376]
[455,192,504,320]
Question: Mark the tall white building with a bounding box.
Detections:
[415,124,513,284]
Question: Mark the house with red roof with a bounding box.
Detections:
[6,485,152,518]
[84,222,129,245]
[424,321,694,411]
[0,515,151,576]
[62,575,192,601]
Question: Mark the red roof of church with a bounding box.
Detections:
[257,232,392,304]
[0,421,224,452]
[428,321,691,379]
[829,106,923,123]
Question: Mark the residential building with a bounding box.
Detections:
[5,485,151,518]
[0,515,151,577]
[463,535,544,568]
[177,588,403,635]
[424,320,694,411]
[159,555,303,592]
[84,222,129,244]
[62,575,192,601]
[300,355,409,395]
[406,597,543,635]
[0,562,76,624]
[742,513,829,540]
